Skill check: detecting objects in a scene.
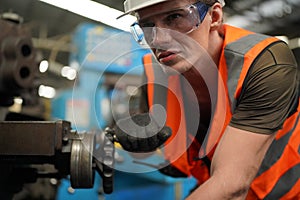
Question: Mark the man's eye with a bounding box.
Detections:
[140,22,155,28]
[165,13,183,23]
[167,13,182,20]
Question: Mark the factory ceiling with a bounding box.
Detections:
[1,0,300,89]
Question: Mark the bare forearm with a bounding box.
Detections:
[186,126,275,200]
[186,175,249,200]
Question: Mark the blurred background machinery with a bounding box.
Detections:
[0,14,115,200]
[0,10,198,200]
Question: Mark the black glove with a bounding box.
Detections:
[158,162,188,178]
[114,113,172,152]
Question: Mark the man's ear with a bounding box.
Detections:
[209,3,223,31]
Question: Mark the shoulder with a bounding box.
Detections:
[246,40,298,93]
[231,40,298,134]
[251,41,297,73]
[245,41,298,98]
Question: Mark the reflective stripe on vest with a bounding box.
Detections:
[143,24,300,199]
[224,33,270,110]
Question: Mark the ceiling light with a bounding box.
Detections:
[61,66,77,80]
[38,0,136,32]
[38,85,56,99]
[14,98,23,105]
[61,66,70,77]
[39,60,49,73]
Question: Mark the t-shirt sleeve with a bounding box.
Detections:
[229,41,299,134]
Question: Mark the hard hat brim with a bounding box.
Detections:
[117,0,168,19]
[117,0,225,19]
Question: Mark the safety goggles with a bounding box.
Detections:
[130,1,211,45]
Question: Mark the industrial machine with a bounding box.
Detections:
[0,12,197,199]
[0,13,116,200]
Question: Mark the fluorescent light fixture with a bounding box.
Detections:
[38,85,56,99]
[61,66,77,80]
[39,0,136,32]
[39,60,49,73]
[14,98,23,105]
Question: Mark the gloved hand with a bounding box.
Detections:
[114,113,172,152]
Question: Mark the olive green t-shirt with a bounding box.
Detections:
[229,41,298,134]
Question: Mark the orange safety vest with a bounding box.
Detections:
[143,24,300,199]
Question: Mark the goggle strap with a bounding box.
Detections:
[195,2,210,22]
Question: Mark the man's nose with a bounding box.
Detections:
[148,26,172,48]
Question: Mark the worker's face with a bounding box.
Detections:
[136,0,213,74]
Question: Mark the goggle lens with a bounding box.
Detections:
[130,2,210,46]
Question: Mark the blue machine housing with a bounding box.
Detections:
[71,22,150,75]
[53,22,151,130]
[51,70,109,131]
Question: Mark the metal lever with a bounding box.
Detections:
[93,127,115,194]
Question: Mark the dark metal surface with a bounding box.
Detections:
[0,120,71,156]
[70,132,95,188]
[0,121,117,198]
[99,127,115,194]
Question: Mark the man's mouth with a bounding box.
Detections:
[157,51,177,64]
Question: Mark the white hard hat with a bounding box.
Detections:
[118,0,225,18]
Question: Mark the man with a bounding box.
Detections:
[115,0,300,199]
